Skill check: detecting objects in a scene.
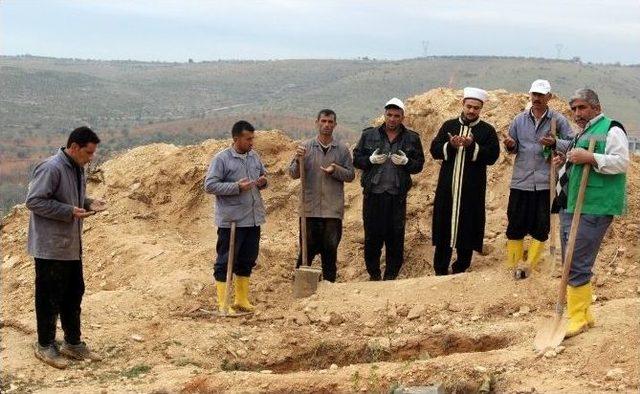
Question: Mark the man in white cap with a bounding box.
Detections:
[503,80,573,278]
[430,87,500,275]
[353,97,425,280]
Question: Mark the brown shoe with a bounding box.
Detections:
[59,341,102,361]
[34,342,69,369]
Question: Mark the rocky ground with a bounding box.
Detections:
[2,88,638,393]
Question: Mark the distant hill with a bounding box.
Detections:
[1,55,639,213]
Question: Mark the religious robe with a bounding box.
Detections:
[430,117,500,252]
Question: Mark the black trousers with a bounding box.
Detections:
[363,192,407,280]
[296,217,343,282]
[433,245,473,275]
[506,189,550,241]
[214,226,260,282]
[34,258,85,347]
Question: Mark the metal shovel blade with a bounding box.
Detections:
[534,313,566,353]
[293,266,322,298]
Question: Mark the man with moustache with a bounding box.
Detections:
[430,88,500,275]
[26,126,106,368]
[204,120,268,314]
[353,98,425,281]
[503,80,573,277]
[552,88,628,337]
[289,109,355,282]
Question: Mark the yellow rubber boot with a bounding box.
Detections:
[584,282,595,328]
[506,239,524,268]
[215,281,235,314]
[565,283,591,338]
[233,276,255,312]
[526,239,545,270]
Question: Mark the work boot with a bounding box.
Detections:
[34,342,69,369]
[60,341,102,361]
[565,283,591,338]
[584,282,595,328]
[215,280,235,314]
[232,276,255,312]
[526,239,545,270]
[506,239,524,269]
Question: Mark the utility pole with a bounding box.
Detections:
[555,44,564,59]
[422,40,429,58]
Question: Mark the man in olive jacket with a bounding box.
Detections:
[26,126,106,369]
[289,109,355,282]
[353,98,425,280]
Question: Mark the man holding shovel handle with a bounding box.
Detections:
[204,120,267,315]
[550,88,629,339]
[289,109,355,282]
[503,79,573,279]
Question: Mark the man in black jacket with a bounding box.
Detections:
[353,98,425,280]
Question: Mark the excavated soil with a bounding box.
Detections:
[1,88,638,393]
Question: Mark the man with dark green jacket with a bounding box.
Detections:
[353,98,425,280]
[553,88,629,338]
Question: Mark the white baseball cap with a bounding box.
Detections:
[529,79,551,94]
[384,97,405,112]
[463,87,488,103]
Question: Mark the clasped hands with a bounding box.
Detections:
[552,148,594,167]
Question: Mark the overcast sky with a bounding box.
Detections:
[2,0,639,64]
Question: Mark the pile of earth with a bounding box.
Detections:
[1,88,638,393]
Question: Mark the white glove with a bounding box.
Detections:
[369,148,388,164]
[390,150,408,165]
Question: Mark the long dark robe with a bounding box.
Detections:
[430,117,500,252]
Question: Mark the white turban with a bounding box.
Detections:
[463,87,488,103]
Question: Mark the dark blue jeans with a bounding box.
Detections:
[214,226,260,282]
[34,258,84,346]
[559,210,613,286]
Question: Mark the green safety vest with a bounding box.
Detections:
[567,116,626,215]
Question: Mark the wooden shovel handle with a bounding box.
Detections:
[299,157,308,267]
[558,138,596,306]
[549,119,558,251]
[223,222,237,314]
[549,118,558,204]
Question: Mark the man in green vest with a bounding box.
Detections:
[553,88,629,338]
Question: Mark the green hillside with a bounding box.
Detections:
[1,55,639,214]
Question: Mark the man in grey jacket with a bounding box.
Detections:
[26,126,105,369]
[503,80,573,276]
[289,109,355,282]
[204,120,267,313]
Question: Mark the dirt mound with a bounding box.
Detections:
[1,89,638,393]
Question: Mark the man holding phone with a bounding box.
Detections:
[503,80,573,277]
[26,126,106,368]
